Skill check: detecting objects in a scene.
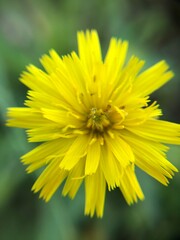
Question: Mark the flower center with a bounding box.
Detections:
[87,107,110,132]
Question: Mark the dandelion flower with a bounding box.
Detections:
[7,30,180,217]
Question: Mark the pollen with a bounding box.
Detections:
[87,107,111,132]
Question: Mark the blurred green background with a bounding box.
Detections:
[0,0,180,239]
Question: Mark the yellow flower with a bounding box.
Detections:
[7,30,179,217]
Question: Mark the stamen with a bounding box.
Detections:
[87,108,110,132]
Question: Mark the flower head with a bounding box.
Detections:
[7,30,179,217]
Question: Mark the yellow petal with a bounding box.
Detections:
[20,65,60,97]
[105,134,135,167]
[40,49,64,74]
[121,132,178,185]
[77,30,102,74]
[100,146,122,190]
[120,164,144,204]
[41,108,83,129]
[6,107,50,129]
[22,138,74,168]
[85,167,106,218]
[104,38,128,86]
[133,60,174,96]
[60,135,90,170]
[62,158,85,199]
[32,160,67,202]
[127,119,180,144]
[85,140,101,175]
